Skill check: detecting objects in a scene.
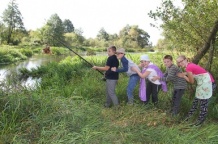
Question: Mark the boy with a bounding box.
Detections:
[152,55,187,115]
[111,48,140,104]
[92,46,119,107]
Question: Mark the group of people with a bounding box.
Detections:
[92,45,215,126]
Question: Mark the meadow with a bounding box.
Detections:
[0,52,218,143]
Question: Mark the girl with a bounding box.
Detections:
[177,55,214,126]
[132,55,167,105]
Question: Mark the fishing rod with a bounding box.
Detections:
[51,35,105,76]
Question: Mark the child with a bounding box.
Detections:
[111,48,140,104]
[92,46,119,108]
[132,55,167,105]
[176,55,214,126]
[152,55,187,115]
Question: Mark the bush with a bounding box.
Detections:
[86,49,96,56]
[19,49,33,57]
[0,54,14,63]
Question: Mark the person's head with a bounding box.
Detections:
[163,55,173,68]
[107,46,116,56]
[116,48,125,59]
[176,55,188,67]
[140,55,150,67]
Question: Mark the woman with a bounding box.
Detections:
[132,55,167,105]
[177,55,214,126]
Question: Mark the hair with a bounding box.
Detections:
[108,45,116,52]
[164,55,173,61]
[177,55,186,60]
[177,55,191,62]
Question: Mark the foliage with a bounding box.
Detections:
[149,0,218,63]
[0,46,28,63]
[1,0,26,44]
[49,46,68,55]
[63,19,74,33]
[40,14,65,46]
[97,28,109,41]
[64,32,85,47]
[86,49,96,56]
[118,25,150,48]
[19,48,33,57]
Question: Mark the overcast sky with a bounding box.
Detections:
[0,0,171,45]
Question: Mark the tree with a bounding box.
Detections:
[0,22,7,44]
[97,28,109,41]
[149,0,218,66]
[41,13,64,46]
[63,19,74,33]
[1,0,25,44]
[119,25,150,48]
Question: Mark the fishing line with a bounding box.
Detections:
[50,35,105,77]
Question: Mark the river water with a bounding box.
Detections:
[0,54,66,89]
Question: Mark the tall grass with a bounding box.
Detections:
[0,53,218,143]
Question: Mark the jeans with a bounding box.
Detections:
[127,74,140,103]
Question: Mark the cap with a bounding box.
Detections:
[116,48,125,54]
[140,55,150,61]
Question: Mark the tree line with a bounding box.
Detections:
[0,0,151,49]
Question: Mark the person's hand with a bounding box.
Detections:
[177,72,185,78]
[152,76,160,81]
[111,67,116,72]
[92,66,97,70]
[131,66,138,72]
[138,63,142,68]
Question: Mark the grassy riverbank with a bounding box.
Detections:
[0,53,218,143]
[0,45,152,64]
[0,45,70,64]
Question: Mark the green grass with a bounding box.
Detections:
[0,53,218,143]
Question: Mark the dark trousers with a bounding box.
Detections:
[146,81,161,103]
[171,89,185,115]
[187,98,209,121]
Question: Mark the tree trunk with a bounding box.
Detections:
[205,39,215,72]
[7,26,12,44]
[192,20,218,64]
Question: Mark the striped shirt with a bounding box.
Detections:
[160,64,187,89]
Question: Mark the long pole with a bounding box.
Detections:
[52,36,104,76]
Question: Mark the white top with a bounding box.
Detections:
[145,63,161,85]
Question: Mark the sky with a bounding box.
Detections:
[0,0,166,45]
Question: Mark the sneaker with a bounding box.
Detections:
[104,103,110,108]
[193,120,204,126]
[127,102,134,105]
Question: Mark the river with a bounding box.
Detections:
[0,54,67,89]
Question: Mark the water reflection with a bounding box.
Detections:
[0,55,65,89]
